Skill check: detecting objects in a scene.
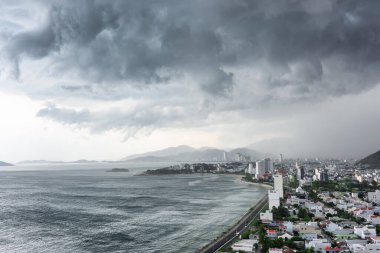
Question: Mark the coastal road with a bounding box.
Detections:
[196,194,268,253]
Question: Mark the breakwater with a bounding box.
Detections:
[196,194,268,253]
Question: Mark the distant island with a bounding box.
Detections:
[107,168,130,172]
[0,161,13,166]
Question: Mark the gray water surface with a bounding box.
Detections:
[0,164,266,253]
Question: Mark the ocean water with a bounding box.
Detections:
[0,163,267,253]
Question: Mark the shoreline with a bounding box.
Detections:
[197,176,270,253]
[236,175,274,189]
[197,193,268,253]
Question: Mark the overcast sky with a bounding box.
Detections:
[0,0,379,162]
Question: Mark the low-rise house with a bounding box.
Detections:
[333,230,358,240]
[322,246,341,253]
[232,239,257,252]
[354,225,376,239]
[368,190,380,204]
[301,233,318,241]
[334,232,358,240]
[350,243,380,253]
[326,222,342,233]
[339,220,358,229]
[370,237,380,244]
[306,202,324,212]
[350,244,366,253]
[278,232,294,240]
[346,239,368,251]
[366,215,380,225]
[287,196,306,206]
[295,222,322,235]
[306,238,331,253]
[324,207,337,216]
[353,208,374,219]
[269,248,283,253]
[267,229,278,238]
[337,202,354,211]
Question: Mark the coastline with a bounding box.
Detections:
[197,193,268,253]
[236,175,274,189]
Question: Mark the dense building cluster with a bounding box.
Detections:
[226,158,380,253]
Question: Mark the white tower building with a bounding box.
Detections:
[274,174,284,198]
[223,151,227,162]
[248,163,254,174]
[268,190,280,209]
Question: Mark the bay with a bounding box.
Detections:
[0,163,266,253]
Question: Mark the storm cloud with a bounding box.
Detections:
[2,0,380,97]
[0,0,380,158]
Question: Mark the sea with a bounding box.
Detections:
[0,162,267,253]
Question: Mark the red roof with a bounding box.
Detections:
[324,246,340,251]
[268,230,277,233]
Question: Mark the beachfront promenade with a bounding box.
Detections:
[196,194,268,253]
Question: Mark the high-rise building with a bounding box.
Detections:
[314,168,329,181]
[296,162,305,180]
[320,170,328,181]
[273,174,284,198]
[268,190,280,209]
[248,162,255,174]
[264,158,274,173]
[279,154,283,163]
[255,160,266,179]
[223,151,227,162]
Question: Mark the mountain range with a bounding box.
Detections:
[356,150,380,169]
[122,145,273,162]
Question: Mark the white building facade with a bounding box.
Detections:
[274,174,284,198]
[269,190,280,209]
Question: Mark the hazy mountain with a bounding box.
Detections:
[18,159,100,164]
[228,148,272,160]
[126,155,177,162]
[122,145,196,160]
[248,138,295,157]
[0,161,13,166]
[356,150,380,169]
[18,160,65,164]
[124,146,269,162]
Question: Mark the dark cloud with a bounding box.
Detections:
[2,0,380,100]
[2,0,380,147]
